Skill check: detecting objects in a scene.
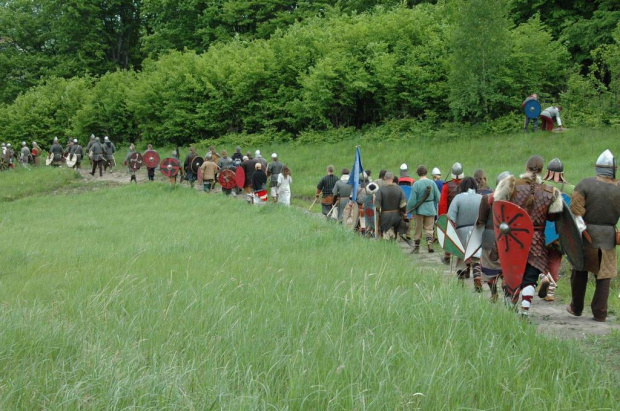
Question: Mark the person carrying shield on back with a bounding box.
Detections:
[183,147,198,188]
[103,136,116,172]
[522,93,539,132]
[71,139,83,171]
[537,158,575,302]
[31,142,41,166]
[332,168,353,223]
[19,142,30,167]
[50,137,64,167]
[144,144,158,181]
[375,171,408,241]
[567,150,620,322]
[477,171,512,303]
[123,143,138,184]
[493,155,563,315]
[438,162,465,264]
[89,137,104,177]
[448,177,483,292]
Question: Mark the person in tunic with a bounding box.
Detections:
[375,172,408,240]
[567,150,620,322]
[31,142,41,166]
[85,134,95,165]
[277,165,292,206]
[522,93,539,132]
[50,138,64,167]
[316,165,339,216]
[477,171,512,302]
[199,154,219,192]
[332,168,353,223]
[183,147,198,188]
[123,144,138,184]
[144,144,158,181]
[493,155,563,315]
[448,177,483,291]
[71,139,83,170]
[439,162,464,264]
[89,137,104,177]
[231,146,243,163]
[540,106,563,132]
[103,136,116,172]
[432,167,444,192]
[474,169,492,195]
[251,162,268,204]
[20,142,30,167]
[267,153,284,203]
[407,165,441,253]
[241,154,257,194]
[538,158,575,301]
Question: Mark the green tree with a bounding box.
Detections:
[449,0,512,120]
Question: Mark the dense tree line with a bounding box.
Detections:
[0,0,618,146]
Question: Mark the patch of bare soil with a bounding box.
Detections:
[395,241,620,340]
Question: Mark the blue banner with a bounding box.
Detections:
[348,146,364,203]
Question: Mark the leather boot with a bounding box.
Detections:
[474,277,482,293]
[426,236,434,253]
[413,240,420,254]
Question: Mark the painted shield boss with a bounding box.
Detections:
[159,157,180,177]
[143,150,160,168]
[218,169,237,190]
[524,99,541,119]
[190,156,204,174]
[129,152,143,171]
[555,201,584,271]
[493,201,534,296]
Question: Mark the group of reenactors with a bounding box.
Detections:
[315,150,620,321]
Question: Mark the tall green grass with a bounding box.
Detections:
[1,183,619,408]
[0,166,81,202]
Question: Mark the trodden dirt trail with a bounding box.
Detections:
[79,167,618,340]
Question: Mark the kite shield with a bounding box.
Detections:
[218,169,237,190]
[555,202,584,271]
[159,157,180,178]
[45,153,54,166]
[143,150,160,168]
[66,154,77,167]
[493,201,534,296]
[235,166,246,189]
[129,152,143,171]
[524,99,541,119]
[436,215,465,259]
[190,156,204,174]
[464,224,484,260]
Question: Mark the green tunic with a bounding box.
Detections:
[407,178,441,216]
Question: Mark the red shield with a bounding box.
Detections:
[143,150,160,168]
[129,152,143,171]
[159,157,180,178]
[235,166,245,189]
[493,201,534,296]
[218,169,237,190]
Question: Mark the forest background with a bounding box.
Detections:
[0,0,619,146]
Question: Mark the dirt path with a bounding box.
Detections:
[394,241,619,339]
[77,169,618,340]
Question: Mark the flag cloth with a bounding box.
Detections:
[348,146,364,203]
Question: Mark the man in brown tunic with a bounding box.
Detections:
[375,171,407,240]
[199,154,219,192]
[493,155,563,314]
[567,150,620,322]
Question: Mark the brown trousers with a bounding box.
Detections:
[414,215,435,242]
[570,270,611,320]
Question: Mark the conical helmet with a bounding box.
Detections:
[451,162,463,179]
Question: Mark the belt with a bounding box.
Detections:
[381,210,400,214]
[456,223,474,229]
[534,225,545,231]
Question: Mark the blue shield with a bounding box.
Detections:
[524,99,541,119]
[545,192,571,245]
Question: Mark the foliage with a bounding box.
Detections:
[1,181,620,408]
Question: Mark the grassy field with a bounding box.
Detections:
[0,166,81,202]
[1,167,620,408]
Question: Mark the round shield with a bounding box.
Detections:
[160,157,180,178]
[190,156,204,174]
[143,150,160,168]
[218,169,237,190]
[235,166,246,189]
[66,154,77,167]
[45,153,53,166]
[129,152,143,171]
[524,99,541,119]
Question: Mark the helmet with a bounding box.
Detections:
[53,137,58,142]
[400,163,408,171]
[431,167,441,176]
[104,136,109,142]
[595,149,617,178]
[255,150,261,158]
[21,141,26,146]
[547,158,563,173]
[496,171,512,186]
[451,162,463,179]
[90,134,95,139]
[73,139,78,143]
[271,153,277,159]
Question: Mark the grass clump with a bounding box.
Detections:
[0,183,619,408]
[0,166,82,202]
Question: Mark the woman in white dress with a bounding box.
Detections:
[277,166,292,206]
